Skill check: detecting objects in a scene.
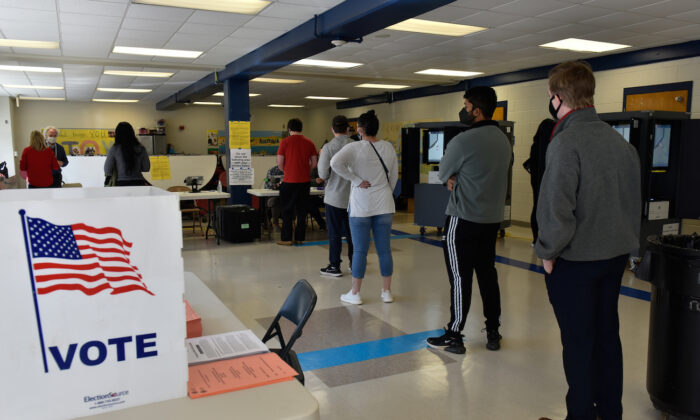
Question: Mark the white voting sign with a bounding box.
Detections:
[0,187,187,420]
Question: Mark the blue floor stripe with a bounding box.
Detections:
[390,229,651,302]
[298,329,444,371]
[297,228,651,302]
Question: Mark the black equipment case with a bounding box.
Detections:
[216,204,260,243]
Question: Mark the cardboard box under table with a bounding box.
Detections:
[0,187,187,420]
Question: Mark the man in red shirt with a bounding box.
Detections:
[276,118,318,245]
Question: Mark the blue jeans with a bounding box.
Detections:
[349,213,393,279]
[325,204,353,267]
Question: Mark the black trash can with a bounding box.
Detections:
[640,234,700,419]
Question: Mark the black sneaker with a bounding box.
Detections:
[426,329,466,354]
[486,329,502,351]
[320,265,342,277]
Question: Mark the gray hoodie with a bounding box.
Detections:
[535,107,641,261]
[317,135,352,209]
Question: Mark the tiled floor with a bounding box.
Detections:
[182,212,660,420]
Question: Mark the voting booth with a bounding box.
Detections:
[0,187,187,419]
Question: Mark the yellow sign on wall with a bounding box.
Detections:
[56,129,114,155]
[149,156,171,180]
[228,121,251,149]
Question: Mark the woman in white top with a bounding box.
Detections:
[330,110,398,305]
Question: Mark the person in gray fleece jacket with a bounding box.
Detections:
[536,61,641,420]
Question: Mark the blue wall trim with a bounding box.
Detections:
[337,40,700,110]
[622,81,693,112]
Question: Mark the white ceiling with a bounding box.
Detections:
[0,0,699,108]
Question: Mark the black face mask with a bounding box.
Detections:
[459,107,474,125]
[549,95,562,120]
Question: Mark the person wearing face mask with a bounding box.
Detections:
[43,126,68,187]
[426,86,512,354]
[535,61,640,420]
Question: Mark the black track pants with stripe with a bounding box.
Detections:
[442,215,502,333]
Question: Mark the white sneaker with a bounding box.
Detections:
[340,290,362,305]
[381,289,394,303]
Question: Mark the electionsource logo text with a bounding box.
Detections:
[84,390,128,403]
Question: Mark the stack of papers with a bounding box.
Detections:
[184,300,202,339]
[186,330,268,365]
[188,352,298,399]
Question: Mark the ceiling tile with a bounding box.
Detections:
[58,0,127,17]
[0,7,56,23]
[536,4,614,22]
[416,5,483,23]
[60,12,122,29]
[654,23,700,38]
[259,2,326,20]
[0,0,56,11]
[186,10,252,26]
[500,17,562,33]
[580,11,655,27]
[621,18,691,34]
[456,10,524,27]
[115,29,174,47]
[120,17,179,32]
[244,16,301,32]
[491,0,572,17]
[178,22,237,37]
[451,0,516,10]
[163,33,228,51]
[632,0,700,17]
[668,8,700,22]
[583,0,662,10]
[124,3,193,23]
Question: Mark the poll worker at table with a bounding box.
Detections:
[276,118,318,246]
[43,125,68,187]
[20,130,60,189]
[104,122,151,187]
[535,61,641,420]
[330,110,397,305]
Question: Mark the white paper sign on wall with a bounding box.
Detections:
[0,187,187,420]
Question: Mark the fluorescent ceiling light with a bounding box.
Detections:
[305,96,349,100]
[97,88,152,93]
[17,96,65,101]
[540,38,630,53]
[0,65,62,73]
[416,69,483,78]
[293,59,362,69]
[252,77,303,84]
[193,101,221,106]
[113,46,202,59]
[213,92,260,97]
[356,83,409,89]
[93,99,139,103]
[387,19,486,37]
[3,84,63,90]
[104,70,173,78]
[0,39,59,49]
[132,0,269,14]
[268,104,304,108]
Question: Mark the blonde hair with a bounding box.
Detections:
[548,61,595,109]
[30,130,46,151]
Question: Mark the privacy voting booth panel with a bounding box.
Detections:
[0,187,187,419]
[599,111,689,253]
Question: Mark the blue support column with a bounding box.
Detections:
[223,78,252,205]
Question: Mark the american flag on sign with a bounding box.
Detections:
[25,216,153,296]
